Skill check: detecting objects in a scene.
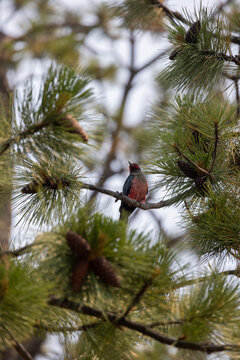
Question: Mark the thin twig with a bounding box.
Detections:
[150,0,190,25]
[235,79,240,119]
[34,322,98,333]
[148,319,184,328]
[209,122,219,173]
[13,342,33,360]
[223,72,240,81]
[174,145,209,176]
[136,49,168,73]
[229,249,240,261]
[48,297,240,354]
[119,276,155,320]
[200,51,240,65]
[0,119,51,155]
[0,244,34,258]
[172,269,240,291]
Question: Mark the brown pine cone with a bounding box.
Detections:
[177,160,198,179]
[21,174,70,194]
[190,129,209,153]
[185,20,201,44]
[169,49,180,60]
[57,115,89,142]
[66,231,91,258]
[194,175,208,193]
[90,257,121,288]
[72,259,89,292]
[21,179,40,194]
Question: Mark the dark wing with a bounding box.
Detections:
[122,174,134,196]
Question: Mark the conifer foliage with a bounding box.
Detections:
[1,0,240,360]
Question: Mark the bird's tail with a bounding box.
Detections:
[119,206,131,223]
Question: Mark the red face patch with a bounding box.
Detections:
[129,162,140,171]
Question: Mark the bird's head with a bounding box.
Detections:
[128,161,141,172]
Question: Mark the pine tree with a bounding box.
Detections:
[1,1,240,360]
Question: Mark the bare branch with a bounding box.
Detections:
[81,181,180,210]
[13,342,33,360]
[136,49,168,73]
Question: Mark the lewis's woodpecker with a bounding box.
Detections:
[119,162,148,221]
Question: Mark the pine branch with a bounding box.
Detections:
[13,342,33,360]
[200,51,240,65]
[48,297,240,354]
[151,0,240,45]
[0,120,50,155]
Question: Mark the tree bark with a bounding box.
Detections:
[0,55,11,251]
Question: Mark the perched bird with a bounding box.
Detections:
[119,162,148,221]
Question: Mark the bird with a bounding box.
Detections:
[119,162,148,222]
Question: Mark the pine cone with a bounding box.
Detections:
[72,258,89,292]
[169,49,180,60]
[90,257,121,288]
[66,231,91,258]
[21,179,40,194]
[58,115,89,142]
[21,173,70,194]
[190,129,209,153]
[229,149,240,169]
[194,175,208,193]
[177,160,198,179]
[185,20,201,44]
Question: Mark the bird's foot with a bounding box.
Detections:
[115,191,123,202]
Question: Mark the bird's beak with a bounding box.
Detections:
[128,161,132,166]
